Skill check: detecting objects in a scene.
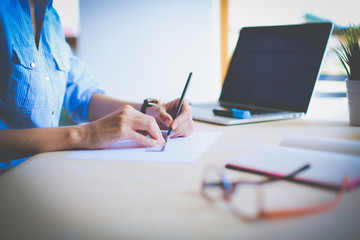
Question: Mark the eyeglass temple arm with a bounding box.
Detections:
[258,176,350,220]
[255,164,311,184]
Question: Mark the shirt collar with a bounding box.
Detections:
[46,0,53,9]
[34,0,53,10]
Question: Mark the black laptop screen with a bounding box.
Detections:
[219,23,333,112]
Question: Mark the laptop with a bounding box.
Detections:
[192,22,334,125]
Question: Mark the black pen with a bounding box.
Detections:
[165,72,193,142]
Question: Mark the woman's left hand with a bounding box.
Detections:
[147,98,194,138]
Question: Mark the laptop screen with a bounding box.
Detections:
[219,23,333,113]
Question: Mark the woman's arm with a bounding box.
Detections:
[0,125,84,162]
[0,98,166,163]
[0,93,194,163]
[87,93,142,121]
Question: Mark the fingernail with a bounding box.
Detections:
[155,140,165,146]
[172,123,178,130]
[165,119,171,127]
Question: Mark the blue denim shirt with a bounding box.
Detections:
[0,0,105,168]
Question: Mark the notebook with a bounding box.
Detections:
[225,135,360,190]
[192,22,334,125]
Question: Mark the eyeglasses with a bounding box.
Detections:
[201,164,349,221]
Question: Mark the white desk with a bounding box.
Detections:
[1,97,360,240]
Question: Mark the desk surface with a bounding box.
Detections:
[1,97,360,240]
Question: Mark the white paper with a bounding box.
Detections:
[66,131,222,163]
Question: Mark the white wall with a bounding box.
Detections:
[53,0,80,37]
[78,0,221,103]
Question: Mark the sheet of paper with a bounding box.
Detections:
[66,131,222,163]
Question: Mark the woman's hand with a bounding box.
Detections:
[147,98,194,138]
[83,105,165,149]
[86,93,193,148]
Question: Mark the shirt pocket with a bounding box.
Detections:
[51,46,71,97]
[52,46,71,73]
[5,47,46,108]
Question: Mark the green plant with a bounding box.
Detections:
[333,24,360,80]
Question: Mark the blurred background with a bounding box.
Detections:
[54,0,360,106]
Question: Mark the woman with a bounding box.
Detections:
[0,0,194,168]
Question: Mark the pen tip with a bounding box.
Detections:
[165,135,170,142]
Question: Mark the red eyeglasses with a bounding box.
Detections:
[201,164,349,221]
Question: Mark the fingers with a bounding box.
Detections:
[169,99,194,138]
[155,98,194,138]
[86,105,165,148]
[157,108,173,128]
[134,97,194,141]
[129,129,164,147]
[130,114,165,145]
[145,104,172,129]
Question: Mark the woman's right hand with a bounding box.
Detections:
[82,105,165,149]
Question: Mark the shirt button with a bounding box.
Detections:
[45,76,50,81]
[51,111,55,115]
[30,62,36,68]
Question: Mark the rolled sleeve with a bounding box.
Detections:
[63,53,105,123]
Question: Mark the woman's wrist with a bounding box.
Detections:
[140,98,163,114]
[67,125,88,149]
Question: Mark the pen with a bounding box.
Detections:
[165,72,193,142]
